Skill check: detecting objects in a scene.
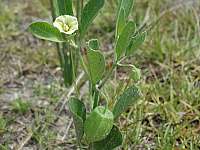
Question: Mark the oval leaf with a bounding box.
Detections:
[68,98,86,141]
[28,22,65,42]
[126,32,146,56]
[86,39,105,84]
[116,0,134,38]
[80,0,105,38]
[91,125,123,150]
[115,21,136,60]
[84,106,114,143]
[119,0,134,18]
[87,50,105,84]
[113,85,141,119]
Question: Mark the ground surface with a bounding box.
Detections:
[0,0,200,149]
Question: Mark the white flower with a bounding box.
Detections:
[53,15,78,35]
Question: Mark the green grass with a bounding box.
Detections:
[0,116,7,134]
[10,98,31,114]
[0,0,200,149]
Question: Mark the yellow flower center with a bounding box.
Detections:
[63,23,70,32]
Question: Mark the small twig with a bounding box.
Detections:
[61,118,73,141]
[16,132,33,150]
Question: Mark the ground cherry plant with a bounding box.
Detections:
[28,0,146,149]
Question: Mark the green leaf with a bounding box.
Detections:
[91,126,123,150]
[126,32,146,56]
[120,0,134,18]
[113,85,141,119]
[84,106,114,143]
[87,50,105,84]
[116,8,126,37]
[86,40,105,84]
[80,0,105,38]
[115,21,136,60]
[68,98,86,141]
[116,0,134,37]
[117,0,134,18]
[28,22,65,42]
[88,39,100,50]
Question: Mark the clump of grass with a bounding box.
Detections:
[0,116,7,134]
[10,98,31,114]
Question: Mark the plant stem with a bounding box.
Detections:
[50,0,63,68]
[50,0,56,20]
[68,42,79,96]
[76,0,83,23]
[89,63,117,110]
[92,84,99,109]
[98,63,117,89]
[50,0,67,84]
[50,0,74,87]
[76,0,99,110]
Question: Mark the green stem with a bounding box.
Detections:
[90,63,117,110]
[50,0,56,20]
[76,0,83,23]
[68,42,80,96]
[50,0,63,68]
[92,84,99,109]
[62,44,73,86]
[50,0,74,87]
[98,63,117,89]
[97,55,130,93]
[76,0,99,110]
[77,139,83,150]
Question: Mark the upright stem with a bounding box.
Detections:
[76,0,83,23]
[73,1,85,148]
[50,0,74,87]
[91,62,117,110]
[92,84,100,109]
[50,0,64,72]
[50,0,56,19]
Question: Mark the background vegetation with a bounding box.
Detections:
[0,0,200,149]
